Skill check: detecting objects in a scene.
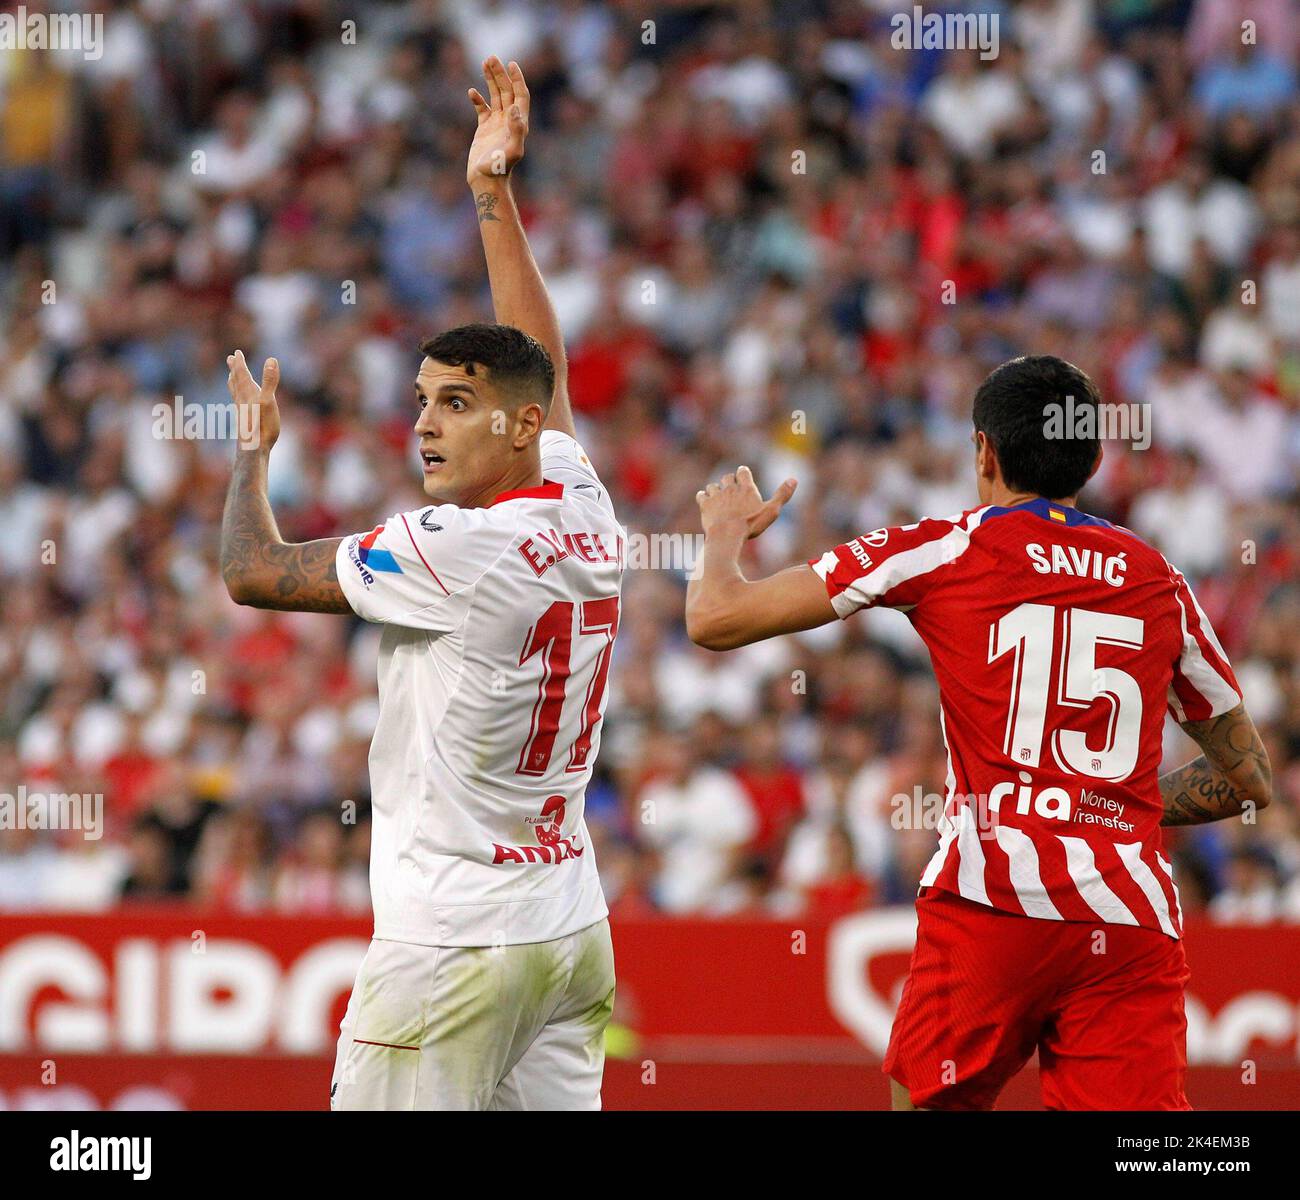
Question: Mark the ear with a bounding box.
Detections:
[513,401,544,448]
[975,430,998,482]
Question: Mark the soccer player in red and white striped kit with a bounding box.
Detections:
[687,355,1272,1110]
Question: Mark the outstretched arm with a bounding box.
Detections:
[1159,703,1272,826]
[686,466,834,650]
[467,56,574,438]
[220,351,349,613]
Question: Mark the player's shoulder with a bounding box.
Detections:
[540,428,616,518]
[971,499,1183,585]
[853,505,988,549]
[815,507,983,586]
[382,499,526,581]
[863,506,990,563]
[539,428,587,464]
[405,494,541,543]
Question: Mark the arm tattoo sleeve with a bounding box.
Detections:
[221,450,351,614]
[1159,704,1272,827]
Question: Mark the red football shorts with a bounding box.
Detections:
[884,887,1191,1110]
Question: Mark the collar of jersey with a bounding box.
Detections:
[487,479,564,506]
[980,497,1116,530]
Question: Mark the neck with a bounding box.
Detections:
[989,485,1077,509]
[460,456,544,509]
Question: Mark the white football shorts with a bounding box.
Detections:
[330,918,615,1110]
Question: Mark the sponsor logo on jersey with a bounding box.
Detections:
[986,772,1136,832]
[357,526,403,574]
[988,772,1073,821]
[418,509,443,532]
[491,836,585,865]
[848,539,873,571]
[493,794,586,864]
[345,535,375,587]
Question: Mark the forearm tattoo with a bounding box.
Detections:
[1159,705,1272,827]
[221,451,350,613]
[475,191,500,223]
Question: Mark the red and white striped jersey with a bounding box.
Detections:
[810,498,1241,939]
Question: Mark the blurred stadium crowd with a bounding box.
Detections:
[0,0,1298,923]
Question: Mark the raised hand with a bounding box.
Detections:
[226,349,280,451]
[696,465,798,540]
[467,56,530,194]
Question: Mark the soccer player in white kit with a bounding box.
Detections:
[219,58,620,1110]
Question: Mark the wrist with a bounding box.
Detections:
[470,173,513,196]
[704,516,750,545]
[472,179,514,226]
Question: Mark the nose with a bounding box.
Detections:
[414,406,440,437]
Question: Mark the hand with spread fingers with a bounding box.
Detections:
[696,465,798,540]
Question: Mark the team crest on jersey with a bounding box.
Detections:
[357,526,403,574]
[418,509,443,532]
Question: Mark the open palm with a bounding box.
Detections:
[467,56,530,186]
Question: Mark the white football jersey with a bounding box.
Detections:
[335,431,623,946]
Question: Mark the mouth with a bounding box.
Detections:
[420,449,446,474]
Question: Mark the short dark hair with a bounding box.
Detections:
[419,323,555,410]
[972,355,1101,500]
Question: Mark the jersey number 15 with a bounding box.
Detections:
[990,603,1145,783]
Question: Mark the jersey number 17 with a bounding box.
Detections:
[516,596,620,777]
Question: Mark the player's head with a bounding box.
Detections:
[414,323,555,505]
[971,355,1103,504]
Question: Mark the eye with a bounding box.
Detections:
[418,395,427,409]
[448,397,467,412]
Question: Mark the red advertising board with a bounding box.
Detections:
[0,909,1297,1109]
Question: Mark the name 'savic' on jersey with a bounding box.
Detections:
[335,431,624,947]
[810,498,1242,939]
